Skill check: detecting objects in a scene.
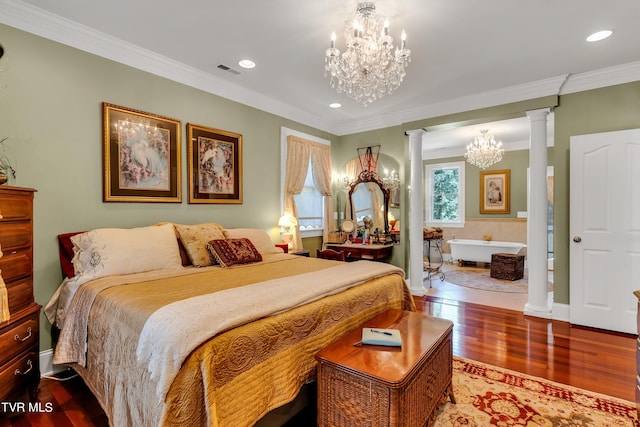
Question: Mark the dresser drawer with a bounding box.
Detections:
[0,312,39,367]
[0,248,32,282]
[7,278,34,314]
[0,348,39,402]
[0,222,33,252]
[0,194,32,222]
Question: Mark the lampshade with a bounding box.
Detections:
[278,213,297,228]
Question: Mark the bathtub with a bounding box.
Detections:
[447,239,526,264]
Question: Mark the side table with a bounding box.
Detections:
[316,309,454,427]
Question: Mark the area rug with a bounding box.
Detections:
[434,357,637,426]
[436,266,553,293]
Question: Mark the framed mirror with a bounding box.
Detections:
[348,171,391,238]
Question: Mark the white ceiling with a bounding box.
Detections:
[1,0,639,150]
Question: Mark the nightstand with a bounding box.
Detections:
[275,243,289,253]
[291,249,310,257]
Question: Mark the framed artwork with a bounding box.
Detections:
[390,187,400,208]
[102,103,181,202]
[187,123,243,204]
[480,169,510,214]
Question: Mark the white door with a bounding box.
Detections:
[570,129,640,334]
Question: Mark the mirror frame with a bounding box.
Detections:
[347,170,391,236]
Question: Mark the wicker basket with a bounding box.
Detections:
[490,253,525,280]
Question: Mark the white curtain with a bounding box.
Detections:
[284,135,334,251]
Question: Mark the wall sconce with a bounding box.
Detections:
[278,213,298,249]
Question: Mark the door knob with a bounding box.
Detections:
[573,236,582,243]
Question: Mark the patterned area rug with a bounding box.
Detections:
[435,265,553,293]
[435,357,637,426]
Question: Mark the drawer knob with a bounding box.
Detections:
[14,327,32,342]
[14,359,33,376]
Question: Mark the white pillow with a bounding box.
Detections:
[71,223,183,280]
[224,228,281,255]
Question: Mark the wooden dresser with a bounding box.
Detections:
[316,310,454,427]
[0,186,40,402]
[325,242,393,262]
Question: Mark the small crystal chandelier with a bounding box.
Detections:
[465,130,504,169]
[325,2,411,106]
[381,168,400,190]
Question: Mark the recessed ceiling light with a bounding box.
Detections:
[238,59,255,69]
[586,30,612,42]
[329,103,341,109]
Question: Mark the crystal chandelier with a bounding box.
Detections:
[465,130,504,169]
[381,168,399,190]
[325,2,411,106]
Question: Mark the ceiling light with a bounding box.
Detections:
[586,30,612,42]
[329,102,342,108]
[324,2,411,106]
[464,130,504,169]
[238,59,255,69]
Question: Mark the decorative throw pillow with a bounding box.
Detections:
[71,223,183,281]
[174,223,226,267]
[206,238,263,268]
[224,228,281,255]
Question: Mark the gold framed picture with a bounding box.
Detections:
[102,103,181,202]
[480,169,510,214]
[187,123,243,204]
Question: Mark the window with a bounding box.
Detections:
[293,163,323,233]
[425,161,465,227]
[280,127,329,238]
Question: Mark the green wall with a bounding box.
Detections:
[424,148,554,219]
[0,24,335,350]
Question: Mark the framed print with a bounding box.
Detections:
[103,103,181,202]
[187,123,243,204]
[480,169,510,214]
[390,187,400,208]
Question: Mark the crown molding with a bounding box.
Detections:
[3,0,640,137]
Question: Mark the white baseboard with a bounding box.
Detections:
[551,302,570,322]
[39,349,67,377]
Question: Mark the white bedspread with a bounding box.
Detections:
[136,260,405,401]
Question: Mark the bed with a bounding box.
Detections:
[45,223,415,426]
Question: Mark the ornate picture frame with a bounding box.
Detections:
[102,103,181,202]
[480,169,510,214]
[187,123,243,204]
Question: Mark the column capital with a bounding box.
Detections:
[526,108,551,121]
[406,129,426,139]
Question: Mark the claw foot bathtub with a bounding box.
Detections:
[447,239,526,264]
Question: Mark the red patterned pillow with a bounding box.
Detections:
[206,238,262,268]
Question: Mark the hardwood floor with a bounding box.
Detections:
[1,295,636,426]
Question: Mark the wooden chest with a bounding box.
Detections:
[0,186,40,403]
[316,310,454,427]
[490,253,525,280]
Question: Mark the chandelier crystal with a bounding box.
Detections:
[325,2,411,106]
[465,130,504,169]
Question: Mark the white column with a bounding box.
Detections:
[524,108,551,318]
[407,129,425,295]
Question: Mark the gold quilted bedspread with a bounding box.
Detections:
[69,255,415,427]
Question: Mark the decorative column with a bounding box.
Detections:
[524,108,551,318]
[407,129,425,295]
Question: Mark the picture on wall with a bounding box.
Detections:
[102,103,181,202]
[480,169,510,214]
[187,123,243,204]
